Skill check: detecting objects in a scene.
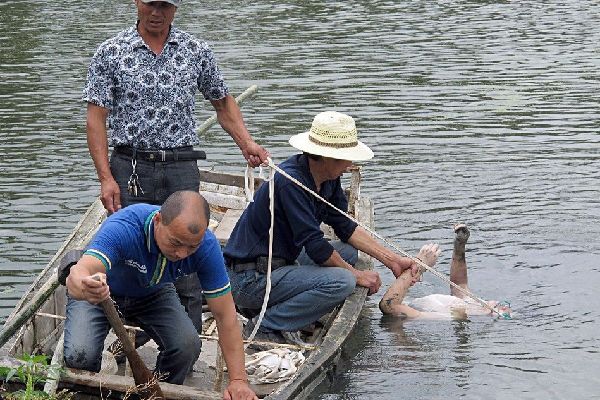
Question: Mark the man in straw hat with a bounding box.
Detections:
[223,111,437,344]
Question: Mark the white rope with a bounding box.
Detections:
[244,165,255,205]
[244,162,276,344]
[265,158,504,318]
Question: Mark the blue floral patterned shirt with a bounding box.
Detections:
[82,24,229,149]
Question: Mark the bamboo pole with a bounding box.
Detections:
[196,85,258,135]
[0,273,60,347]
[5,199,105,323]
[0,200,105,348]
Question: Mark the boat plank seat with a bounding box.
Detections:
[214,208,244,246]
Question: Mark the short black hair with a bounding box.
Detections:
[160,191,210,230]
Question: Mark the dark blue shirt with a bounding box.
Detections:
[84,204,230,298]
[224,154,358,264]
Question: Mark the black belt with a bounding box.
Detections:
[226,256,292,274]
[114,146,206,162]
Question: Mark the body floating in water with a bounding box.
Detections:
[379,224,512,320]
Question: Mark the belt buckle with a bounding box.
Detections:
[147,150,166,162]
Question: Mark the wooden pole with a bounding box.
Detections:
[0,273,60,347]
[214,344,225,393]
[43,332,64,395]
[98,296,164,399]
[196,85,258,135]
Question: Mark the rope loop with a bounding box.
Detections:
[244,165,255,205]
[244,160,276,345]
[259,158,274,181]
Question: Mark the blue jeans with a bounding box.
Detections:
[63,284,201,384]
[229,241,358,332]
[110,151,204,333]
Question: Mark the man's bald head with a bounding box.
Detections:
[160,191,210,234]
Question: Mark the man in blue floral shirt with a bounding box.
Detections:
[83,0,268,212]
[82,0,268,369]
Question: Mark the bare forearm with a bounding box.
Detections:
[348,227,412,269]
[347,227,388,263]
[321,250,352,270]
[211,96,269,167]
[209,295,249,382]
[65,255,107,302]
[379,269,412,312]
[216,314,248,381]
[321,250,365,282]
[213,95,252,149]
[322,249,381,294]
[86,103,112,182]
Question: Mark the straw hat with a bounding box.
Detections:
[288,111,374,161]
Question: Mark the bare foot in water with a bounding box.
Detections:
[454,223,470,245]
[416,243,441,268]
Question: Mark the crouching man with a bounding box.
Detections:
[64,190,256,399]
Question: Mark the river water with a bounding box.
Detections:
[1,1,599,399]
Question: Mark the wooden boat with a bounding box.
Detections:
[0,166,374,399]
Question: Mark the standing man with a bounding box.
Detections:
[83,0,268,339]
[84,0,268,214]
[64,191,257,399]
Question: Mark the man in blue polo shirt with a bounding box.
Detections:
[224,111,424,345]
[64,191,256,398]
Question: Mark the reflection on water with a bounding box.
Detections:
[1,0,599,398]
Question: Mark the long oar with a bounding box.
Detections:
[90,276,164,399]
[58,253,164,398]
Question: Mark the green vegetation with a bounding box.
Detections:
[0,354,72,400]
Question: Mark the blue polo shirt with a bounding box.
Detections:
[84,204,230,298]
[223,154,358,264]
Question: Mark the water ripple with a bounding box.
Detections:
[2,0,600,399]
